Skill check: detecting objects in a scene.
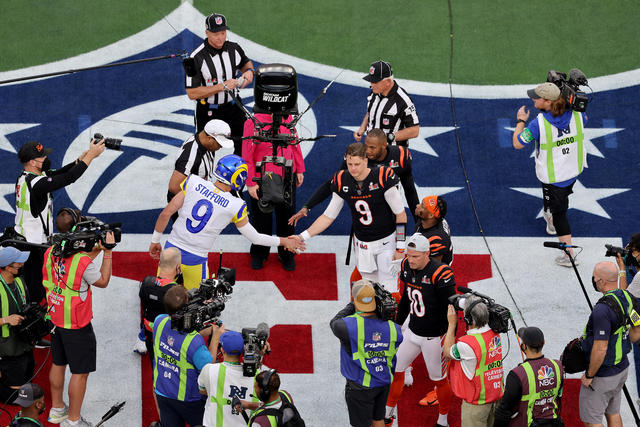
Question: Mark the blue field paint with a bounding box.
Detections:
[497,118,512,147]
[603,119,618,148]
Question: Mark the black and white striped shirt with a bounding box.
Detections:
[185,39,250,105]
[366,81,419,143]
[174,133,215,180]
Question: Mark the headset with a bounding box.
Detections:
[258,369,277,402]
[463,299,484,326]
[56,207,80,231]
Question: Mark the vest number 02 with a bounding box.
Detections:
[355,200,372,225]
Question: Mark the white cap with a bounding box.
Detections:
[204,120,233,148]
[406,233,430,252]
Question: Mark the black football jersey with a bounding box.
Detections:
[330,166,400,242]
[371,145,412,177]
[416,219,453,265]
[396,258,456,337]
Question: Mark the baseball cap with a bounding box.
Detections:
[352,280,376,312]
[13,383,44,407]
[204,120,233,148]
[363,60,392,83]
[527,82,561,101]
[220,331,244,355]
[0,246,29,268]
[206,13,229,32]
[518,326,545,347]
[18,141,53,163]
[407,233,429,252]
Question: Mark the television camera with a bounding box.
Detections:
[449,287,511,333]
[372,282,397,321]
[50,218,121,258]
[546,68,590,112]
[16,302,51,345]
[170,267,236,333]
[241,322,270,377]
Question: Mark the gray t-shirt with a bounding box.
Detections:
[626,273,640,299]
[79,258,101,301]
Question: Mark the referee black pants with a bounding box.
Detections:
[195,102,246,156]
[248,187,296,263]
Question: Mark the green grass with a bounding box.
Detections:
[2,0,639,84]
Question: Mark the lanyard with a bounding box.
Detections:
[13,416,43,426]
[0,276,25,309]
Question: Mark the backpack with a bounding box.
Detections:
[257,391,305,427]
[138,276,176,323]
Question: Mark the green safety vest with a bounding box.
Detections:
[0,277,26,338]
[535,110,585,184]
[520,359,562,425]
[208,363,259,427]
[248,391,294,426]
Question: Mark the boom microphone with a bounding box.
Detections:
[543,241,578,249]
[256,322,270,341]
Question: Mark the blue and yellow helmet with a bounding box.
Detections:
[213,154,249,191]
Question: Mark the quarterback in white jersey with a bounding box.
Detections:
[150,155,303,289]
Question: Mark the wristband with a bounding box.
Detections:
[517,119,527,125]
[103,255,112,260]
[151,230,163,244]
[619,271,627,277]
[395,223,406,245]
[300,230,311,242]
[585,372,595,379]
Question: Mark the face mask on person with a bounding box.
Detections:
[591,276,599,292]
[41,157,52,171]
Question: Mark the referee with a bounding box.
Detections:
[185,13,254,155]
[353,60,420,147]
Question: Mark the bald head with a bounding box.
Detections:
[158,247,181,275]
[593,261,619,292]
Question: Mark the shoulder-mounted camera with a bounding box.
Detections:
[449,288,511,334]
[546,68,589,112]
[50,219,121,258]
[241,322,270,377]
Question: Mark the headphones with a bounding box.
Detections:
[57,208,80,230]
[258,369,277,402]
[463,299,483,326]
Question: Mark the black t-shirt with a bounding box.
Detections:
[396,258,456,337]
[416,219,453,265]
[330,166,400,242]
[10,415,42,426]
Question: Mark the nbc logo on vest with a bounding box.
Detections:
[537,365,555,386]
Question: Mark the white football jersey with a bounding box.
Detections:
[168,175,247,257]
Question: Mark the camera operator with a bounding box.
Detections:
[185,13,254,155]
[0,247,33,404]
[198,326,261,426]
[385,233,456,427]
[43,230,114,426]
[152,285,218,427]
[330,280,403,427]
[243,112,305,271]
[512,82,587,267]
[493,327,563,426]
[10,383,46,427]
[167,120,234,223]
[247,369,304,426]
[15,138,105,303]
[135,247,182,356]
[150,154,304,290]
[614,233,640,297]
[354,61,419,147]
[579,261,640,426]
[443,297,503,426]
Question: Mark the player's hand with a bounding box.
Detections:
[223,79,239,91]
[283,235,305,253]
[447,305,458,326]
[392,250,404,261]
[248,185,259,200]
[296,173,304,187]
[516,106,530,122]
[149,242,162,259]
[3,314,24,326]
[353,129,364,142]
[288,207,308,226]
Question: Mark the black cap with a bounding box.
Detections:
[18,141,53,163]
[518,326,545,348]
[363,60,392,83]
[206,13,229,32]
[13,383,44,407]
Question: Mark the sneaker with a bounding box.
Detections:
[35,338,51,348]
[419,389,439,406]
[278,255,296,271]
[149,422,162,427]
[48,404,69,424]
[133,338,147,355]
[403,366,413,386]
[251,257,265,270]
[555,254,578,268]
[543,210,556,235]
[384,416,396,426]
[61,417,93,427]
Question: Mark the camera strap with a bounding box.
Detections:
[23,173,51,238]
[0,276,26,309]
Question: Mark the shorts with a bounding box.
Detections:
[579,367,628,423]
[51,323,96,374]
[164,241,208,290]
[353,233,397,293]
[0,351,34,387]
[395,328,448,381]
[541,182,574,214]
[345,381,390,427]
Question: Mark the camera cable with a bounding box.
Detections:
[445,0,527,327]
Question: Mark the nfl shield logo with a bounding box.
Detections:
[167,336,174,347]
[215,16,223,25]
[369,66,375,75]
[372,332,381,342]
[383,118,390,126]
